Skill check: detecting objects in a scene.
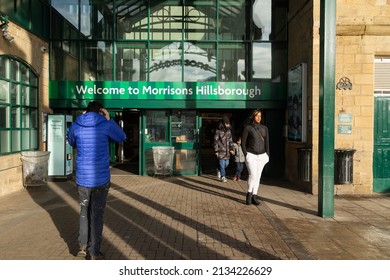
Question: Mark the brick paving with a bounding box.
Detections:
[0,171,390,260]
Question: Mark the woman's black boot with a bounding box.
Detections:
[246,192,252,205]
[252,195,261,205]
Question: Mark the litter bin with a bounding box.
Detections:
[297,148,311,182]
[20,151,51,187]
[334,149,356,184]
[152,146,175,176]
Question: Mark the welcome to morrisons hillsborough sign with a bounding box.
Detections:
[49,81,286,108]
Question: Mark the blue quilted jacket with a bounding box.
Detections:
[68,112,126,187]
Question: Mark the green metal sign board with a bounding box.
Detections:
[49,81,286,109]
[337,125,352,134]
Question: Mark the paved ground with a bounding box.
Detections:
[0,169,390,260]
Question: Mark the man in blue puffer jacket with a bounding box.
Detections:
[68,101,126,260]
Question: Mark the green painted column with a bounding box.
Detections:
[318,0,336,217]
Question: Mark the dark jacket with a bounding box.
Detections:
[213,121,233,160]
[241,123,269,156]
[68,112,126,187]
[231,143,245,163]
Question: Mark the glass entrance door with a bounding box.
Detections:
[171,109,198,175]
[141,110,199,176]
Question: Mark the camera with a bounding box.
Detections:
[40,46,47,53]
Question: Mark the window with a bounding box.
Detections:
[374,57,390,95]
[0,56,39,154]
[49,1,288,82]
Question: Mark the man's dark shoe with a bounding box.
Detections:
[77,245,88,258]
[90,252,105,260]
[252,195,261,205]
[246,192,252,205]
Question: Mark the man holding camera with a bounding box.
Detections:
[68,101,126,260]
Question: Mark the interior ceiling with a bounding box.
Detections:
[102,1,243,29]
[99,0,287,32]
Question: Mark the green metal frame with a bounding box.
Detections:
[318,0,336,218]
[139,109,201,176]
[0,55,39,155]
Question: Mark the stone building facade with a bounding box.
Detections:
[0,22,50,196]
[286,0,390,195]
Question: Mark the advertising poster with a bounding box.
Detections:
[287,63,307,142]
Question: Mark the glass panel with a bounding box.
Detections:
[270,42,288,80]
[150,2,183,41]
[30,70,38,87]
[0,0,13,17]
[51,0,79,31]
[145,110,169,143]
[31,109,38,129]
[116,1,148,40]
[21,64,29,84]
[12,107,21,128]
[183,42,216,81]
[81,41,113,81]
[0,81,9,103]
[51,41,79,80]
[218,43,246,81]
[0,57,10,78]
[30,88,38,107]
[171,110,196,143]
[272,2,288,42]
[67,40,78,57]
[145,148,154,175]
[63,40,70,54]
[252,0,272,41]
[252,43,272,80]
[150,41,182,81]
[14,0,29,26]
[22,86,29,105]
[10,60,20,81]
[175,149,196,173]
[11,130,20,152]
[31,0,45,39]
[31,129,38,149]
[22,108,29,128]
[80,0,113,39]
[22,130,30,150]
[182,3,216,41]
[11,84,20,104]
[0,105,10,128]
[115,42,148,81]
[219,0,247,40]
[0,131,10,153]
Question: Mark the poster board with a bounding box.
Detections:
[287,63,307,142]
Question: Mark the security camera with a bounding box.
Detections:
[40,46,47,53]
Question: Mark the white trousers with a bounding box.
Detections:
[245,152,269,195]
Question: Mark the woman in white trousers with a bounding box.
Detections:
[241,110,270,205]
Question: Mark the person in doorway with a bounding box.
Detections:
[241,109,269,205]
[230,136,246,181]
[213,114,233,182]
[68,101,126,260]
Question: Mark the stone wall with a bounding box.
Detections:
[286,0,318,193]
[334,0,390,194]
[0,21,50,197]
[287,0,390,195]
